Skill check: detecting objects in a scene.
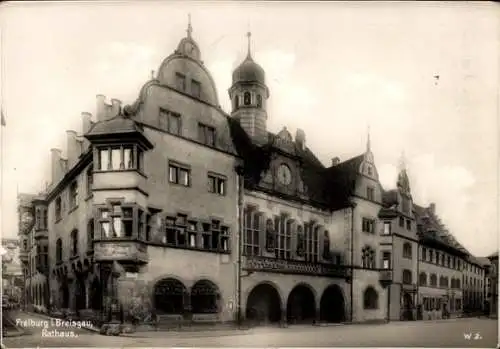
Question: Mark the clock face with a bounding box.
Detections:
[277,164,292,186]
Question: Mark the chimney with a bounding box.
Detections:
[81,112,93,134]
[50,148,63,183]
[66,130,79,167]
[295,128,306,150]
[429,202,436,214]
[331,157,341,166]
[111,99,122,117]
[96,94,108,121]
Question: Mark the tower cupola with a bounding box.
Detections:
[229,32,270,145]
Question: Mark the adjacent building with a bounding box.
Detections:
[16,21,491,329]
[487,252,498,318]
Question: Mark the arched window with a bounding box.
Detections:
[234,95,240,110]
[243,91,251,106]
[362,246,376,269]
[430,273,437,287]
[363,286,378,309]
[456,279,461,289]
[402,269,412,284]
[403,242,412,259]
[443,276,449,288]
[419,272,427,286]
[56,238,62,263]
[256,94,262,108]
[304,223,318,262]
[87,220,94,251]
[71,230,78,256]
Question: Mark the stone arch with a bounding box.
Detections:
[153,277,188,315]
[190,279,221,314]
[286,283,316,324]
[320,284,346,323]
[246,282,282,324]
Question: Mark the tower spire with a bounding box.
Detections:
[187,13,193,38]
[246,31,252,59]
[398,150,407,172]
[366,124,371,152]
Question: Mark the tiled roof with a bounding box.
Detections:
[228,119,360,208]
[86,115,144,137]
[488,251,499,260]
[475,257,491,266]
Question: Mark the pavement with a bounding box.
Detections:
[1,311,498,348]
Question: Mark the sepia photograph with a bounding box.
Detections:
[0,1,498,347]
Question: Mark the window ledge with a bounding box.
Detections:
[94,169,147,178]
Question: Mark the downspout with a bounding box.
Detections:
[350,203,355,323]
[235,165,244,327]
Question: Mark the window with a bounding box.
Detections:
[406,219,411,230]
[382,252,391,269]
[86,168,93,196]
[429,249,434,263]
[198,123,216,146]
[403,269,412,284]
[367,165,373,176]
[447,256,451,267]
[422,247,427,261]
[98,205,134,238]
[440,254,445,266]
[55,197,62,220]
[276,215,293,260]
[87,219,94,251]
[56,238,62,263]
[42,209,48,230]
[23,240,27,251]
[399,216,404,227]
[243,206,261,256]
[403,242,412,259]
[366,186,375,201]
[430,274,437,287]
[256,94,262,108]
[243,91,251,105]
[168,162,190,186]
[191,79,201,98]
[159,109,182,135]
[71,229,78,256]
[362,246,376,269]
[383,222,391,235]
[363,287,378,309]
[419,272,427,286]
[35,209,41,230]
[175,72,186,91]
[97,146,142,171]
[165,215,229,252]
[69,181,78,209]
[234,96,240,110]
[362,218,375,234]
[402,197,410,214]
[208,174,226,195]
[436,252,440,264]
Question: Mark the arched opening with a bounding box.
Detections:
[320,284,345,323]
[60,282,69,309]
[363,286,378,310]
[75,278,86,311]
[191,280,221,314]
[246,283,282,324]
[90,278,102,311]
[286,284,316,324]
[402,292,414,321]
[154,278,187,314]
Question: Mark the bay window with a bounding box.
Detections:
[97,145,144,172]
[98,204,134,239]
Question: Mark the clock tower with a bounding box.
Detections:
[228,32,270,145]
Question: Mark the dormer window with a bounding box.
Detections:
[175,73,186,91]
[256,94,262,108]
[366,186,375,201]
[243,91,251,106]
[191,79,201,98]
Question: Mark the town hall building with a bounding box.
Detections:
[17,19,487,332]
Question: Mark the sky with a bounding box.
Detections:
[0,1,498,257]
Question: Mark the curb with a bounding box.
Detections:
[18,311,100,333]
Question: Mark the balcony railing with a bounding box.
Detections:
[243,256,350,279]
[94,240,148,263]
[379,269,393,282]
